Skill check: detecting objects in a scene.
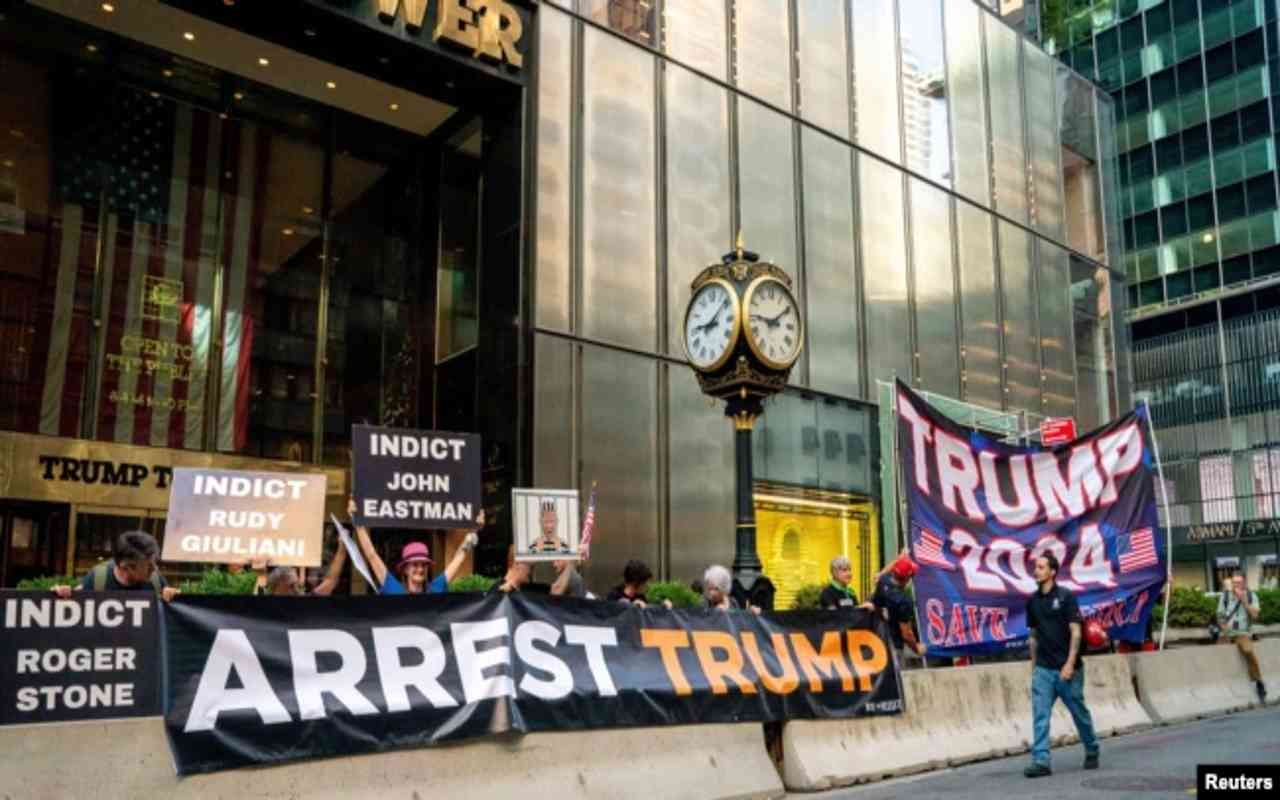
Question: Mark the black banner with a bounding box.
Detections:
[164,594,903,775]
[0,591,160,725]
[352,424,481,529]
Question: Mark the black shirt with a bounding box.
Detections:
[871,574,914,648]
[79,561,168,592]
[606,585,647,605]
[819,584,858,610]
[1026,583,1084,670]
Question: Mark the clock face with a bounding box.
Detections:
[745,277,802,369]
[683,279,740,370]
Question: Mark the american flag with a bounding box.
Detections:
[40,85,260,450]
[1118,528,1158,573]
[914,527,954,570]
[579,485,597,560]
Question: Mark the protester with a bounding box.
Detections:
[701,565,739,610]
[819,556,859,610]
[1216,573,1267,703]
[492,559,532,594]
[870,555,926,657]
[348,498,480,595]
[252,539,347,597]
[52,530,179,602]
[549,559,587,598]
[1024,553,1099,778]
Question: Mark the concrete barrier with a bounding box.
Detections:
[1253,638,1280,706]
[781,654,1147,791]
[1129,644,1261,724]
[0,718,784,800]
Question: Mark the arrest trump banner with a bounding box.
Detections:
[896,381,1165,657]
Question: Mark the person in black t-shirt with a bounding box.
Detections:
[1024,553,1099,778]
[52,531,179,602]
[605,559,671,608]
[819,556,859,610]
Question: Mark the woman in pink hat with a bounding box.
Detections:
[348,498,482,595]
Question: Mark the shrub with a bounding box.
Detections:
[646,581,701,609]
[449,574,496,593]
[1154,585,1217,628]
[1256,588,1280,625]
[16,575,77,591]
[791,583,826,611]
[177,568,258,595]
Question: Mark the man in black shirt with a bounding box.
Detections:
[1024,553,1099,778]
[819,556,859,610]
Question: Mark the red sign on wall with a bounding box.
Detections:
[1040,417,1078,446]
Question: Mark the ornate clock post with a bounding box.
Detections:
[682,234,802,594]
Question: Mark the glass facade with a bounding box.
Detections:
[535,0,1127,590]
[1034,0,1280,585]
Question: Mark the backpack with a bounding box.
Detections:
[90,560,163,592]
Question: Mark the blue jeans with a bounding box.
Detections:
[1031,664,1099,767]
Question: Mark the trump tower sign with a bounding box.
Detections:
[895,382,1166,656]
[351,425,481,529]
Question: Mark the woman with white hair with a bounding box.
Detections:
[701,565,737,610]
[819,555,859,610]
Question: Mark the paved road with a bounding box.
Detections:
[803,706,1280,800]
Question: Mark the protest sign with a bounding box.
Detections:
[0,591,160,725]
[512,488,580,561]
[896,381,1165,656]
[331,514,377,592]
[161,468,327,567]
[162,594,903,775]
[352,425,481,529]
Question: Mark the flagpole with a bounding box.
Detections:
[1142,400,1175,650]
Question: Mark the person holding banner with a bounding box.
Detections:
[51,531,180,603]
[347,499,481,595]
[819,556,860,610]
[871,556,926,658]
[1024,553,1100,778]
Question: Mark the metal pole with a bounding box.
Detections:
[1142,399,1175,650]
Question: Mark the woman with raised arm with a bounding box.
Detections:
[347,498,480,595]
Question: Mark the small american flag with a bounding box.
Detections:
[1118,528,1158,573]
[579,484,597,560]
[915,527,954,570]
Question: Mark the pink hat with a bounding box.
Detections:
[396,541,433,571]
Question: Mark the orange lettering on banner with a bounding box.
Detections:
[691,631,757,696]
[740,632,799,695]
[640,629,693,696]
[790,631,854,693]
[845,630,889,692]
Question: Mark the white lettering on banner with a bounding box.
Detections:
[514,622,573,701]
[979,453,1039,527]
[179,619,628,732]
[897,391,934,494]
[452,618,515,705]
[184,630,292,733]
[179,535,304,559]
[192,474,309,500]
[14,683,134,711]
[371,626,459,711]
[207,510,287,530]
[288,630,381,721]
[1097,423,1144,504]
[370,433,467,461]
[3,598,150,629]
[15,647,136,673]
[935,430,985,522]
[564,625,620,697]
[1032,447,1105,521]
[950,527,1118,595]
[362,498,473,522]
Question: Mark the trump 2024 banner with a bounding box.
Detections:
[896,382,1165,656]
[163,594,903,774]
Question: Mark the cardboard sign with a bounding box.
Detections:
[0,592,160,726]
[352,425,481,529]
[162,468,327,567]
[1039,417,1077,446]
[512,488,580,562]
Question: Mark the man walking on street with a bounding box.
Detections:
[1217,573,1267,703]
[1024,553,1099,778]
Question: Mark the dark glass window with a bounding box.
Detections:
[1162,202,1190,237]
[1177,57,1205,92]
[1246,173,1277,213]
[1184,124,1210,160]
[1217,183,1247,222]
[1133,209,1160,247]
[1171,0,1199,26]
[1120,15,1145,53]
[1223,254,1252,284]
[1240,101,1270,140]
[1192,266,1220,293]
[1256,246,1280,276]
[1167,272,1192,299]
[1188,193,1216,230]
[1205,42,1236,82]
[1156,136,1183,171]
[1146,3,1173,36]
[1130,145,1155,180]
[1124,82,1148,116]
[1236,30,1266,70]
[1212,112,1241,149]
[1150,68,1178,105]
